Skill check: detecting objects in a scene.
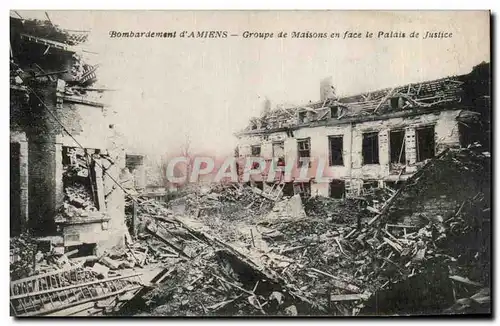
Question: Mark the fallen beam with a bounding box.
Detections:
[449,275,483,287]
[145,223,190,258]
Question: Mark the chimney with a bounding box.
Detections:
[260,97,272,116]
[320,77,336,102]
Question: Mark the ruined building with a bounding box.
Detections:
[10,16,128,253]
[235,63,490,198]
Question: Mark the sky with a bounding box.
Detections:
[14,10,490,159]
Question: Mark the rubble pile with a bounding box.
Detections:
[128,196,172,216]
[10,234,38,281]
[56,148,107,222]
[11,146,490,316]
[183,184,275,221]
[121,215,324,316]
[141,148,490,316]
[303,197,368,223]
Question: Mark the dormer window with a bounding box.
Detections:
[390,96,404,109]
[330,106,339,118]
[298,111,307,123]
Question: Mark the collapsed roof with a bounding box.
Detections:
[238,62,490,135]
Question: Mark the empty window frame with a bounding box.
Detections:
[297,138,311,168]
[362,132,379,164]
[390,130,406,164]
[416,126,435,162]
[328,136,344,166]
[330,179,345,199]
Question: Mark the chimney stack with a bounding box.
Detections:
[320,77,336,102]
[260,97,271,116]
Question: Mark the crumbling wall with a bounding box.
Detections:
[385,149,489,227]
[58,102,113,150]
[435,110,461,152]
[12,78,126,251]
[101,138,128,252]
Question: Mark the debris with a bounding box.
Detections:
[284,305,298,316]
[100,256,121,270]
[92,262,110,278]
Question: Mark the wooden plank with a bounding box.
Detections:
[386,224,418,229]
[62,95,106,108]
[366,206,381,214]
[132,200,138,237]
[330,293,369,302]
[382,237,403,253]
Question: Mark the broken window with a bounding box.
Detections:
[251,145,261,156]
[251,145,262,169]
[297,138,311,168]
[272,141,284,159]
[328,136,344,166]
[362,132,379,164]
[390,130,406,164]
[330,180,345,199]
[416,126,435,162]
[272,141,286,170]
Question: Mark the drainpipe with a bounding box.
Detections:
[348,122,354,192]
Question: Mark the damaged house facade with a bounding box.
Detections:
[235,63,490,199]
[10,16,128,254]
